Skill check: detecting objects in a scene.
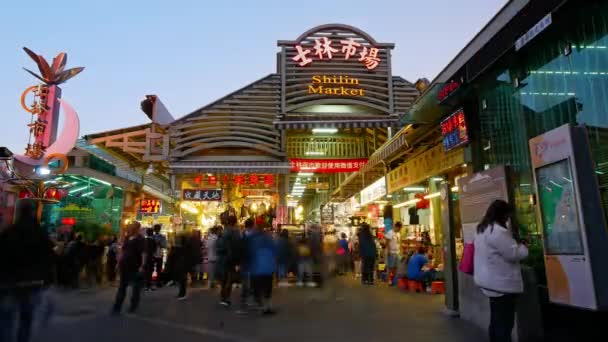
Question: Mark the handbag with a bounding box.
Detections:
[458,242,475,275]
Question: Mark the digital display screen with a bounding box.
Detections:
[536,159,584,255]
[441,108,469,151]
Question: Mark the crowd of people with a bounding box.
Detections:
[0,198,528,342]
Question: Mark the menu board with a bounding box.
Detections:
[536,159,584,255]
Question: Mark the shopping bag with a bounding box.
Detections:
[458,242,475,275]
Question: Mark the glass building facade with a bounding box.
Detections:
[473,1,608,236]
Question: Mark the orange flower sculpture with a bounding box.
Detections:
[22,47,84,85]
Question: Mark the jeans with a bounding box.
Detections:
[362,257,375,284]
[112,271,143,313]
[298,260,313,282]
[0,289,43,342]
[489,294,518,342]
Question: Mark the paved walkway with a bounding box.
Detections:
[33,278,485,342]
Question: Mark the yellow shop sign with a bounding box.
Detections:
[387,144,465,193]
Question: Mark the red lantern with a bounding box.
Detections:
[19,190,32,199]
[45,188,58,199]
[415,193,430,209]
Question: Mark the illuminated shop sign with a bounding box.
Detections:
[140,198,161,214]
[193,174,274,187]
[441,108,469,151]
[182,189,223,201]
[437,81,461,102]
[360,177,386,205]
[290,158,367,173]
[293,37,382,70]
[307,75,364,96]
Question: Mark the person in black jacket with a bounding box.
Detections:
[0,202,55,342]
[217,216,244,307]
[358,224,377,285]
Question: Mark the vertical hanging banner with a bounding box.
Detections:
[321,204,334,225]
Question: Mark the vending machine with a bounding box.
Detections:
[529,124,608,310]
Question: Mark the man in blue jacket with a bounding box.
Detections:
[247,224,277,315]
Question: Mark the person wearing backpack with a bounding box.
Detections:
[474,200,528,342]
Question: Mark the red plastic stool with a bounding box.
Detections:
[397,278,408,290]
[408,280,424,293]
[431,281,445,294]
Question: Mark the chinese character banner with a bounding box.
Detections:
[182,189,223,201]
[289,158,368,173]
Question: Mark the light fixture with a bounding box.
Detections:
[305,151,325,156]
[430,177,444,182]
[312,128,338,134]
[451,186,459,192]
[68,186,89,194]
[90,177,112,186]
[423,192,441,199]
[298,173,314,177]
[403,187,425,192]
[394,198,421,209]
[81,191,95,197]
[37,167,51,176]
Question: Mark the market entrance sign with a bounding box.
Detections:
[308,75,364,97]
[293,37,382,70]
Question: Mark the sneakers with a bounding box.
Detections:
[177,295,188,301]
[277,281,289,288]
[219,300,231,307]
[296,281,304,287]
[305,282,317,288]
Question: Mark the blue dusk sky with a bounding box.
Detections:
[0,0,506,153]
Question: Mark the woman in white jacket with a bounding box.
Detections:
[474,200,528,342]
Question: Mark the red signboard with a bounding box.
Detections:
[437,81,461,102]
[440,108,469,151]
[290,159,367,173]
[194,174,274,187]
[140,198,161,214]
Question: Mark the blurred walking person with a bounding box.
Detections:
[351,232,361,279]
[204,226,219,289]
[173,232,190,300]
[111,222,147,314]
[64,233,85,288]
[337,233,350,276]
[0,202,55,342]
[152,225,167,288]
[248,225,277,315]
[217,216,244,307]
[143,228,157,291]
[358,224,377,285]
[106,236,118,284]
[295,237,313,287]
[276,229,292,287]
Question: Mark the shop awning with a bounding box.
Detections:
[170,161,292,174]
